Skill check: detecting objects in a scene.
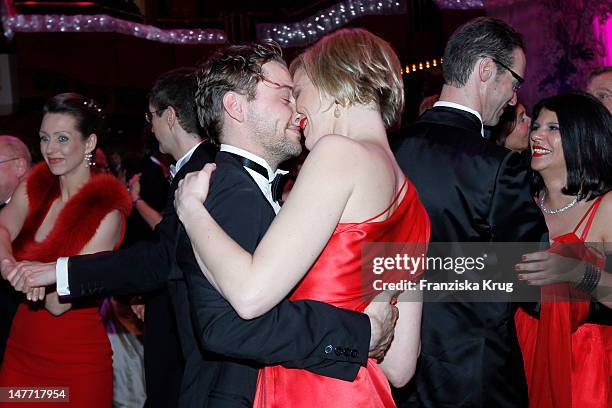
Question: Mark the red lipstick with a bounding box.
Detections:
[531,144,548,158]
[299,117,307,130]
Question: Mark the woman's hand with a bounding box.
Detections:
[174,163,216,222]
[127,173,142,203]
[515,250,586,286]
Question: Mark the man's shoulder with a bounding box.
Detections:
[183,141,217,171]
[397,121,509,165]
[207,156,268,206]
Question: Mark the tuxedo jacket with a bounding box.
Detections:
[0,281,19,364]
[394,107,548,408]
[66,149,370,407]
[174,151,370,407]
[67,141,216,408]
[0,201,19,365]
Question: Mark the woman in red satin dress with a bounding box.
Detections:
[175,29,430,407]
[0,93,131,407]
[514,93,612,408]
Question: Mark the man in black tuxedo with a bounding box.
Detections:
[0,135,31,364]
[171,43,392,406]
[5,53,395,406]
[394,18,548,407]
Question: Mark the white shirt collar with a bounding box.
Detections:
[219,144,288,214]
[219,144,288,179]
[434,101,484,137]
[170,141,204,178]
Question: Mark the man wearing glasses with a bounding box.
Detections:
[0,135,31,364]
[394,17,547,408]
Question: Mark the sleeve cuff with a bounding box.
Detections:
[56,257,70,296]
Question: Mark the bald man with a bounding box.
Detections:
[0,135,31,208]
[0,135,31,364]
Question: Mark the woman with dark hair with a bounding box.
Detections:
[514,92,612,408]
[489,102,531,151]
[176,29,429,406]
[0,93,131,406]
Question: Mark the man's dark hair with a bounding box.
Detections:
[530,92,612,200]
[443,17,525,87]
[195,42,284,145]
[148,67,201,135]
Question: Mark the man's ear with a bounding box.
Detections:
[166,106,177,129]
[222,91,245,123]
[14,157,28,179]
[478,57,494,83]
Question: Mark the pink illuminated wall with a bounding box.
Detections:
[593,15,612,66]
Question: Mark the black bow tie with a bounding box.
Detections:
[226,152,288,202]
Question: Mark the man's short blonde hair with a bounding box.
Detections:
[290,28,404,130]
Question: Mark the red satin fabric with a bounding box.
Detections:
[253,179,430,407]
[0,163,131,407]
[515,197,612,408]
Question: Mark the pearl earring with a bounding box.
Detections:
[333,104,341,118]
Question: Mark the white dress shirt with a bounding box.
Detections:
[434,101,484,137]
[220,144,287,214]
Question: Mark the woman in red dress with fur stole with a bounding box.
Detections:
[0,93,131,407]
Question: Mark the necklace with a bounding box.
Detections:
[539,191,578,214]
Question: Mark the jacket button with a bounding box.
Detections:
[324,345,333,354]
[343,348,351,357]
[334,347,343,356]
[351,350,358,358]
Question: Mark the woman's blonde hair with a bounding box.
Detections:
[289,28,404,129]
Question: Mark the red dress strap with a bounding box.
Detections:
[361,178,408,224]
[572,196,603,240]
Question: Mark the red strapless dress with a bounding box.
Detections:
[515,197,612,408]
[253,178,430,408]
[0,163,131,407]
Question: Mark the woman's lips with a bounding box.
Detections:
[531,145,550,158]
[299,117,308,130]
[48,158,63,165]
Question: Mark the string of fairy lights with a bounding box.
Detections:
[402,58,443,76]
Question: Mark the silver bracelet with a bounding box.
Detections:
[572,263,601,294]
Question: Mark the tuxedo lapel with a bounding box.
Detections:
[216,152,277,212]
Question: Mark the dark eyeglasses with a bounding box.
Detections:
[145,108,166,124]
[481,55,524,92]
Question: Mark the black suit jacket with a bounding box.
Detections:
[394,107,548,408]
[174,151,370,407]
[0,201,19,365]
[66,148,370,407]
[0,281,19,365]
[67,141,217,408]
